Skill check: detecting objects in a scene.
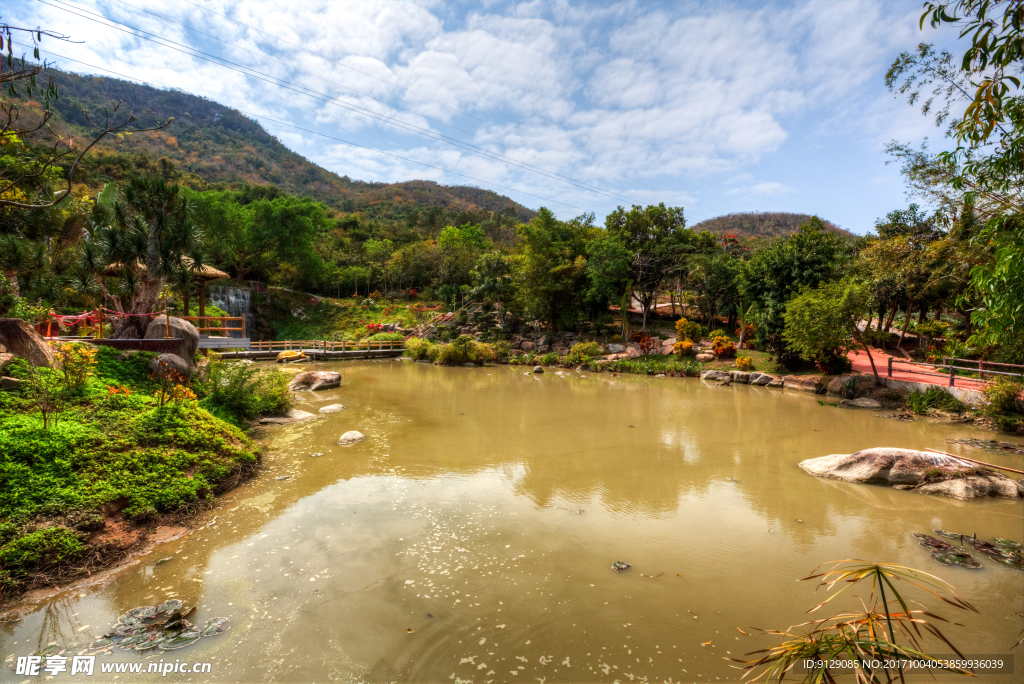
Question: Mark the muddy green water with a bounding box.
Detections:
[3,361,1023,683]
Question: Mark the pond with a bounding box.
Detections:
[3,360,1022,683]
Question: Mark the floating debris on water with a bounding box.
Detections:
[275,475,291,481]
[931,551,982,569]
[309,452,324,458]
[160,631,201,650]
[946,438,1024,454]
[118,606,157,625]
[201,618,230,636]
[933,529,962,540]
[611,561,631,572]
[157,599,182,615]
[95,600,228,654]
[155,557,173,565]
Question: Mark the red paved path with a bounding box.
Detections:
[847,346,988,390]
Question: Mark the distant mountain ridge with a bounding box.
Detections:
[16,69,538,221]
[690,212,852,239]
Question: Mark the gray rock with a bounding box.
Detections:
[798,447,1023,500]
[729,371,751,384]
[147,353,194,379]
[144,316,199,369]
[319,404,346,413]
[337,430,366,445]
[839,397,883,408]
[0,318,54,367]
[1,376,21,390]
[533,366,544,373]
[700,370,732,382]
[826,373,879,397]
[259,409,317,425]
[783,375,826,393]
[766,377,784,388]
[289,370,342,391]
[606,344,626,353]
[748,372,775,386]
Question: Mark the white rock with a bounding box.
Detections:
[319,404,346,413]
[258,409,317,425]
[337,430,366,446]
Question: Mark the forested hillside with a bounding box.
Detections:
[15,69,537,222]
[691,212,852,239]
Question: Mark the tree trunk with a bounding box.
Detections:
[876,302,885,331]
[897,300,914,348]
[918,302,927,324]
[884,300,898,332]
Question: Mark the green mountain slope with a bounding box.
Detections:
[690,212,852,239]
[16,69,537,221]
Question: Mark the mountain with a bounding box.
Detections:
[15,69,537,221]
[690,212,853,239]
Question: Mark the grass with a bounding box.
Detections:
[906,386,967,415]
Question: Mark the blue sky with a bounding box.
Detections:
[7,0,961,232]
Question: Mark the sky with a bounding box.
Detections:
[5,0,962,233]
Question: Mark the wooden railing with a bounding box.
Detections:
[181,316,246,337]
[887,356,1023,387]
[248,339,405,352]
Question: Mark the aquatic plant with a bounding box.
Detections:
[731,560,976,683]
[906,387,967,415]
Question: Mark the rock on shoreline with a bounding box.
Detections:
[799,448,1024,500]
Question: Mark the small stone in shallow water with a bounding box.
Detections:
[155,557,173,565]
[337,431,366,446]
[319,404,346,413]
[611,561,631,572]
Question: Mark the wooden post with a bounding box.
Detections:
[165,309,171,338]
[948,367,955,387]
[199,281,206,320]
[887,357,892,378]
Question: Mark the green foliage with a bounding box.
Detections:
[967,215,1024,361]
[735,355,755,371]
[93,346,157,390]
[982,377,1024,433]
[602,358,703,376]
[366,331,406,341]
[202,360,291,427]
[783,279,871,374]
[564,341,601,366]
[539,352,560,366]
[518,208,595,329]
[404,337,435,360]
[707,328,729,340]
[742,218,851,360]
[1,356,32,380]
[0,527,85,578]
[906,387,967,415]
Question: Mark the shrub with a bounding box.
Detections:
[404,337,435,360]
[0,526,85,577]
[367,331,405,341]
[735,324,754,339]
[982,378,1023,433]
[675,317,704,342]
[673,340,694,356]
[434,343,465,365]
[540,352,559,366]
[813,350,852,375]
[0,356,32,380]
[93,346,157,389]
[906,387,966,415]
[564,341,601,366]
[707,329,729,341]
[735,355,755,371]
[473,343,498,364]
[203,360,291,426]
[54,343,97,393]
[711,335,736,358]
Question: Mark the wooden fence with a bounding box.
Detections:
[888,356,1023,387]
[180,316,246,337]
[248,339,404,352]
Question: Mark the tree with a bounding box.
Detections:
[741,217,850,363]
[966,213,1024,360]
[687,253,741,325]
[783,279,880,379]
[604,203,689,330]
[518,208,595,329]
[469,251,519,328]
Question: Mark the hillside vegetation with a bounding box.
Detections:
[691,212,852,239]
[16,69,537,222]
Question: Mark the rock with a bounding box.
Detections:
[664,337,677,346]
[700,370,732,382]
[538,345,550,353]
[259,409,317,425]
[337,430,366,445]
[798,447,1024,500]
[289,370,342,391]
[144,316,199,369]
[520,341,534,351]
[1,376,21,390]
[319,404,346,413]
[533,366,544,373]
[839,397,883,408]
[748,372,776,386]
[826,374,879,397]
[607,344,626,353]
[0,318,55,367]
[783,375,826,393]
[729,371,751,384]
[766,377,784,388]
[660,345,674,355]
[147,353,194,379]
[695,353,715,362]
[625,346,641,358]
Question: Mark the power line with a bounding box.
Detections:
[37,50,590,212]
[40,0,641,205]
[176,0,668,193]
[109,0,642,201]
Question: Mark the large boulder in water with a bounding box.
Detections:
[0,318,54,367]
[288,370,341,391]
[799,448,1023,500]
[144,316,199,369]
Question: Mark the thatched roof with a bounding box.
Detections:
[100,258,229,281]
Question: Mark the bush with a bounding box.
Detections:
[735,355,755,371]
[54,343,97,393]
[434,343,466,365]
[707,329,729,341]
[673,339,694,356]
[906,387,967,415]
[564,341,601,366]
[473,342,498,364]
[813,350,852,375]
[982,378,1023,433]
[404,337,435,360]
[0,356,32,380]
[0,527,85,578]
[675,318,704,342]
[94,346,157,389]
[711,335,736,358]
[203,360,291,426]
[540,352,560,366]
[367,331,405,341]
